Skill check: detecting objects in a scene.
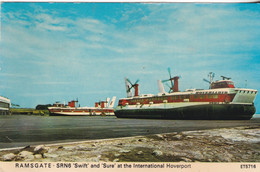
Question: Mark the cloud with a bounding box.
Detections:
[33,81,74,85]
[1,3,260,109]
[0,73,29,78]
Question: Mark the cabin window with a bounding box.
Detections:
[200,95,205,99]
[195,95,199,99]
[0,102,9,108]
[213,95,218,99]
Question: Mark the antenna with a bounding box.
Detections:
[203,72,215,89]
[221,76,231,80]
[208,72,215,83]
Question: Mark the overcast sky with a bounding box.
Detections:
[1,3,260,114]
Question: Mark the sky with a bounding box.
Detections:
[1,2,260,114]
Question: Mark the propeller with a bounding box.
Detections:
[162,67,174,85]
[126,78,139,93]
[162,67,181,93]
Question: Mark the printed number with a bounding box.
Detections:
[240,164,256,169]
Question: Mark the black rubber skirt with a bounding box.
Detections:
[114,104,256,120]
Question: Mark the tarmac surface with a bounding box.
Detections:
[1,126,260,162]
[0,115,260,149]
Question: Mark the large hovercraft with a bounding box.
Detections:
[114,69,257,120]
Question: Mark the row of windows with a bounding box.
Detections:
[0,102,10,108]
[239,90,257,94]
[196,91,228,94]
[194,95,219,99]
[129,94,220,103]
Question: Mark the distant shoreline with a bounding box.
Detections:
[10,108,49,116]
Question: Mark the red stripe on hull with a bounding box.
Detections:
[119,94,236,106]
[49,108,114,113]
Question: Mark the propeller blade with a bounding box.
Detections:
[162,79,170,83]
[167,67,176,87]
[126,78,133,86]
[165,83,171,89]
[127,85,133,93]
[134,79,140,85]
[170,79,174,88]
[167,67,172,78]
[203,78,211,84]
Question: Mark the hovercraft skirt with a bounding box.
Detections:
[115,104,255,120]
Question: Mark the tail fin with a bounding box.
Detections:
[105,97,110,107]
[157,80,166,94]
[125,77,133,97]
[108,96,116,108]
